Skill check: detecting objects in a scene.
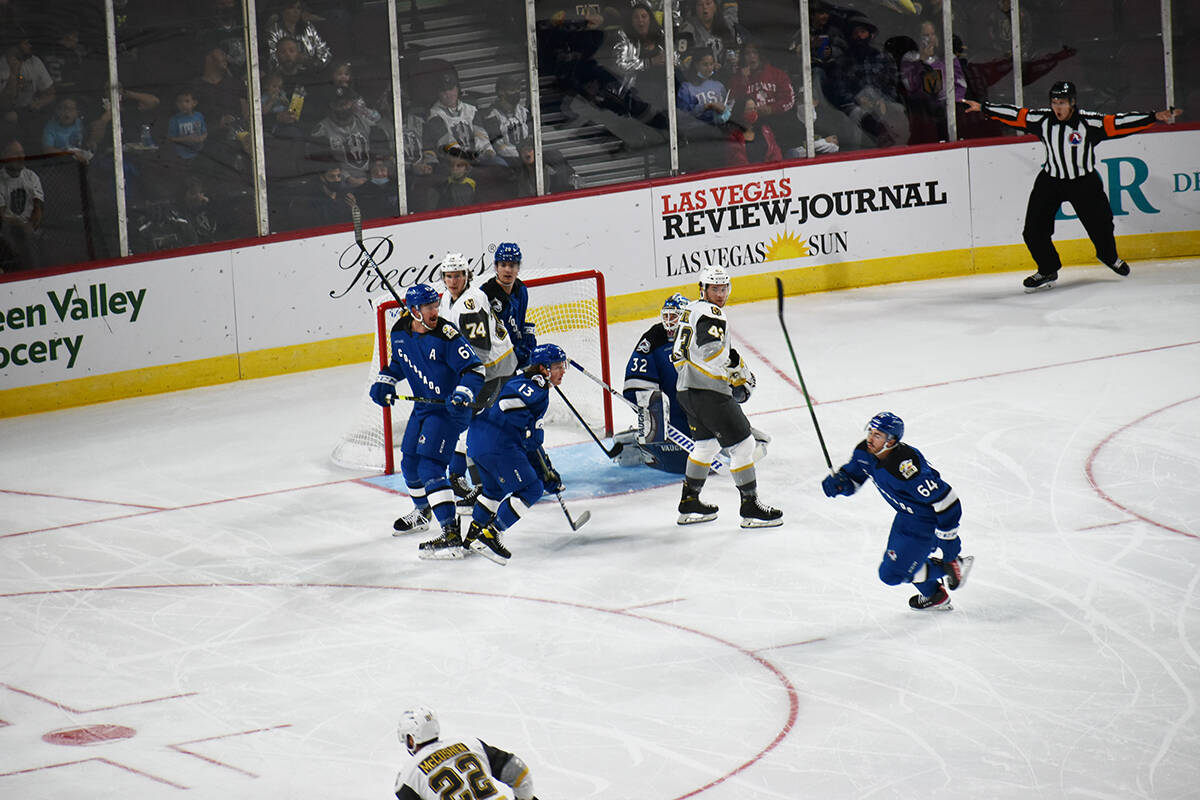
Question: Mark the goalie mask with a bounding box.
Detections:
[397,706,440,755]
[660,293,688,336]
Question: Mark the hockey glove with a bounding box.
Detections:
[369,374,398,407]
[541,462,564,494]
[821,470,857,498]
[446,386,475,425]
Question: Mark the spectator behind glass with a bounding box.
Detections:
[901,19,966,143]
[265,0,332,74]
[679,0,744,81]
[0,137,45,272]
[481,74,531,165]
[423,70,502,168]
[192,46,247,148]
[676,51,730,172]
[309,61,382,127]
[41,23,91,95]
[510,136,578,198]
[790,3,845,106]
[1,31,56,134]
[726,97,781,166]
[197,0,249,72]
[612,0,669,100]
[42,96,90,161]
[353,153,399,219]
[833,20,903,149]
[167,88,208,163]
[729,41,798,155]
[308,88,389,188]
[294,162,355,228]
[435,143,476,210]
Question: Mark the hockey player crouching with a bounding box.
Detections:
[671,265,782,528]
[369,283,485,559]
[437,252,518,504]
[822,412,974,610]
[460,343,569,564]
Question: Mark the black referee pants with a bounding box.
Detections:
[1022,171,1119,275]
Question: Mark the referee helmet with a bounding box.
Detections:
[1048,81,1076,103]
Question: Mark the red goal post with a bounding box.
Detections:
[333,269,613,474]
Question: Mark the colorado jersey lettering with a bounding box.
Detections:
[382,312,485,409]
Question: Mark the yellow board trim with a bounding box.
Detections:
[4,231,1197,417]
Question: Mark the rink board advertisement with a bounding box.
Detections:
[650,150,972,280]
[2,127,1198,413]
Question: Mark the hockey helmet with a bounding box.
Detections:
[866,411,904,443]
[438,252,470,278]
[397,707,440,755]
[530,342,568,368]
[661,293,689,335]
[405,283,440,315]
[494,242,522,265]
[698,265,730,287]
[1048,80,1076,103]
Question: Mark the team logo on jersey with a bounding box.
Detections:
[899,459,918,479]
[464,298,476,310]
[1069,131,1083,145]
[887,549,897,561]
[418,434,426,445]
[709,305,722,316]
[441,322,460,338]
[636,338,652,353]
[491,298,503,313]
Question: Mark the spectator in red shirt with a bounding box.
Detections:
[726,97,781,166]
[728,41,797,151]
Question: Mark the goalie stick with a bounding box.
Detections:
[536,448,591,530]
[775,278,833,472]
[567,359,725,472]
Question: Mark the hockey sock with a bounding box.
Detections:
[405,482,430,510]
[494,496,532,532]
[423,478,456,527]
[473,493,501,525]
[910,563,942,598]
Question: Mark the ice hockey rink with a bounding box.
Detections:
[2,259,1199,799]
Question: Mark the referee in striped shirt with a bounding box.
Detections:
[965,82,1182,291]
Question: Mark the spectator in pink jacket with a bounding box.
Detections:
[726,97,781,166]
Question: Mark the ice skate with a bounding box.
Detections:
[455,485,481,516]
[448,473,474,499]
[930,555,974,590]
[1108,259,1130,276]
[417,520,467,560]
[1022,271,1057,292]
[677,486,717,525]
[393,506,432,536]
[739,494,783,529]
[909,583,952,611]
[465,521,510,565]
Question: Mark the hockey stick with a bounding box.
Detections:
[349,201,404,306]
[552,384,621,458]
[387,393,486,410]
[536,448,590,530]
[567,359,725,472]
[775,278,833,472]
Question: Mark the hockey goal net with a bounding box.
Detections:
[331,270,613,474]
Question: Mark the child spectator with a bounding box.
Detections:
[42,97,90,160]
[167,88,208,162]
[435,143,476,209]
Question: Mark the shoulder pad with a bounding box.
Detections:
[882,443,922,480]
[434,320,461,340]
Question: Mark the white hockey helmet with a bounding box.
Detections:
[398,706,440,754]
[438,252,470,280]
[698,265,731,290]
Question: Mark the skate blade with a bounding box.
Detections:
[392,524,431,537]
[952,556,975,590]
[910,599,954,612]
[677,512,717,525]
[418,547,466,560]
[1023,281,1055,294]
[740,517,784,529]
[468,540,510,565]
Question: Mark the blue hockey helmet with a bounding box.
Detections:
[405,283,440,315]
[661,293,688,334]
[866,411,904,443]
[529,342,567,368]
[494,242,522,265]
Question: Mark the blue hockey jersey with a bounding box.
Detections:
[481,277,537,366]
[623,322,688,434]
[467,371,551,455]
[382,313,485,411]
[839,440,962,535]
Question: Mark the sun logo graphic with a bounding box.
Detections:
[763,232,810,261]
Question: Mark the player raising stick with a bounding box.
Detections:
[481,242,537,368]
[394,707,538,800]
[462,343,569,564]
[822,412,973,610]
[671,265,781,528]
[370,283,484,558]
[437,252,518,502]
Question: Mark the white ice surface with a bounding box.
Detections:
[2,261,1199,799]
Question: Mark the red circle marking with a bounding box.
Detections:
[43,724,137,746]
[1085,394,1200,540]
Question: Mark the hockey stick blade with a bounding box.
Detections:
[557,492,590,530]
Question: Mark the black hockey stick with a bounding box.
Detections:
[385,393,486,410]
[775,278,833,471]
[349,201,404,306]
[567,359,725,472]
[536,447,590,530]
[553,384,622,458]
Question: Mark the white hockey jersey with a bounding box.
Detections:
[394,736,525,800]
[671,298,745,395]
[439,284,517,381]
